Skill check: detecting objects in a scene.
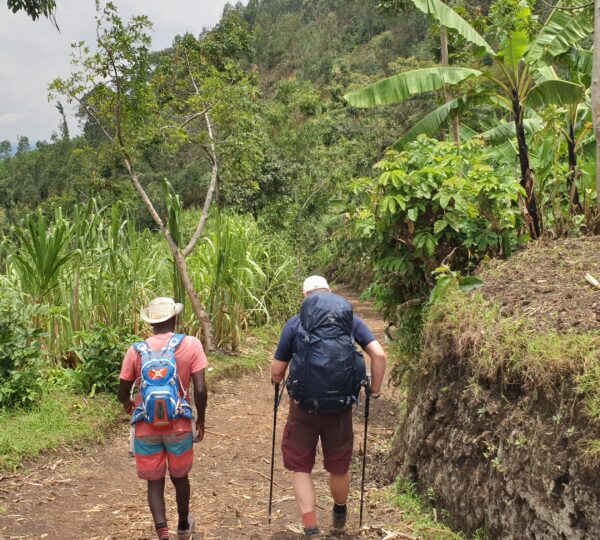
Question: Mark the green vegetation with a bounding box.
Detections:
[207,325,281,380]
[381,477,493,539]
[346,0,591,239]
[422,285,600,393]
[391,477,465,539]
[391,279,600,468]
[348,137,520,317]
[0,322,279,472]
[0,201,299,411]
[0,391,121,471]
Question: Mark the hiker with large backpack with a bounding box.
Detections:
[117,297,208,540]
[271,276,387,539]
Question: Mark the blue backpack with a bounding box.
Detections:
[130,333,193,427]
[286,293,367,412]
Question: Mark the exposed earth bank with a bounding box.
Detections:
[391,238,600,539]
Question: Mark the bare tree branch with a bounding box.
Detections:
[183,112,219,257]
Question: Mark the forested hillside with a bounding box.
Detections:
[0,0,481,253]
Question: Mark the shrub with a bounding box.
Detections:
[69,326,137,395]
[349,136,523,318]
[0,298,45,409]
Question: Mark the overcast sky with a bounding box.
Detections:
[0,0,241,145]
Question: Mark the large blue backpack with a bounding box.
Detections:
[130,333,193,427]
[286,293,367,412]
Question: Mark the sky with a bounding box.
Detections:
[0,0,241,145]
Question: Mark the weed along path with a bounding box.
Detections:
[0,289,407,540]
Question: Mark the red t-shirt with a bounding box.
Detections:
[120,332,208,436]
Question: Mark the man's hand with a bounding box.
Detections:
[195,419,205,442]
[271,359,288,385]
[123,400,136,414]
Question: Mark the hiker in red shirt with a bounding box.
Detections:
[271,276,387,539]
[118,297,208,540]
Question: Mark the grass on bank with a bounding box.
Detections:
[393,478,465,539]
[370,477,490,540]
[0,391,121,472]
[0,325,280,472]
[207,325,279,380]
[419,286,600,420]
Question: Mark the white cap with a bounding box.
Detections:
[302,275,329,294]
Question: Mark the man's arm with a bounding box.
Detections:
[117,379,135,413]
[271,359,288,384]
[271,317,296,384]
[192,369,207,441]
[364,340,387,396]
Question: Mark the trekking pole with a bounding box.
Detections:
[359,377,371,528]
[268,381,284,524]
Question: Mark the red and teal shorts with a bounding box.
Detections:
[134,431,194,481]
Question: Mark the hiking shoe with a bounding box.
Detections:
[303,526,321,539]
[330,510,347,535]
[177,516,195,540]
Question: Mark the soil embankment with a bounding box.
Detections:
[391,238,600,539]
[0,289,405,540]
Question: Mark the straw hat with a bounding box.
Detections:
[140,297,184,324]
[303,275,329,294]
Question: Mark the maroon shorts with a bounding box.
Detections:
[281,401,353,475]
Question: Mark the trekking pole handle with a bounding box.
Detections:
[273,382,281,409]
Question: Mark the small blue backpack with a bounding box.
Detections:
[286,293,367,412]
[130,333,193,427]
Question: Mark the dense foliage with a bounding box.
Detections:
[0,0,596,408]
[350,137,521,316]
[0,203,300,408]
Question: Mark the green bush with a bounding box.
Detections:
[69,326,136,395]
[349,136,523,318]
[0,299,45,409]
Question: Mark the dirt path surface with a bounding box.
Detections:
[0,289,405,540]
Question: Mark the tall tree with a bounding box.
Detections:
[50,2,257,349]
[378,0,463,143]
[0,140,11,160]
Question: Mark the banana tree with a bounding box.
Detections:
[561,48,593,213]
[345,0,591,238]
[378,0,477,144]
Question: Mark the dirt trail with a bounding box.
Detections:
[0,289,405,540]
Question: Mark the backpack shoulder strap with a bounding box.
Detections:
[133,341,149,354]
[166,333,186,352]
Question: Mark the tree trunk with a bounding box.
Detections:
[567,122,583,215]
[513,94,541,238]
[125,160,214,350]
[592,0,600,222]
[440,26,461,145]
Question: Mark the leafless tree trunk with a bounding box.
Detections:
[441,26,461,145]
[77,98,215,349]
[122,154,214,350]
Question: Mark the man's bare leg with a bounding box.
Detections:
[328,472,350,504]
[147,478,169,539]
[292,472,319,534]
[329,472,350,534]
